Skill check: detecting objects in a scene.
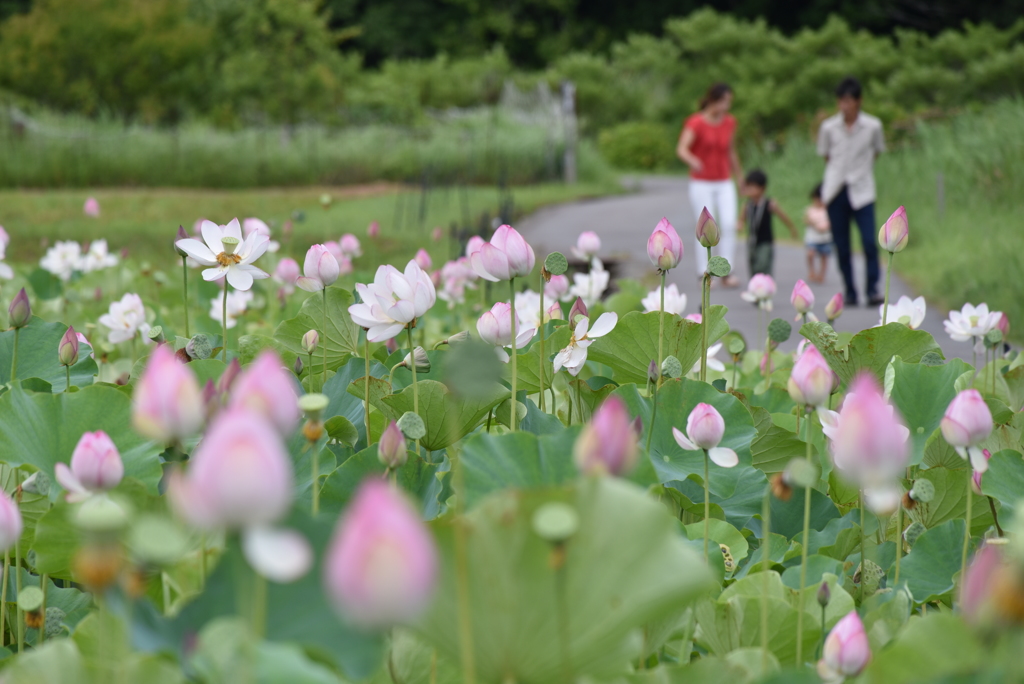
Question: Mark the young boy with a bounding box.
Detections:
[804,183,832,283]
[739,169,797,277]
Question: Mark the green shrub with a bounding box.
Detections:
[597,122,678,170]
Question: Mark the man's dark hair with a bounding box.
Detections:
[835,76,862,99]
[745,168,767,188]
[811,182,823,199]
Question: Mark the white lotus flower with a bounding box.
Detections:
[99,293,151,344]
[209,288,254,329]
[0,240,12,280]
[348,260,436,342]
[514,290,543,330]
[553,312,617,377]
[642,283,687,315]
[879,295,925,329]
[690,342,725,375]
[242,526,313,583]
[80,239,119,273]
[569,259,609,307]
[40,241,82,281]
[944,303,1001,351]
[175,219,270,291]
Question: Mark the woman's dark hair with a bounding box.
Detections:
[745,168,767,188]
[700,82,733,110]
[811,182,823,199]
[835,76,862,99]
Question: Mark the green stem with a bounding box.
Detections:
[311,447,320,515]
[859,492,866,603]
[181,256,190,338]
[65,365,70,393]
[988,496,1004,536]
[10,327,18,381]
[761,486,771,670]
[38,574,46,645]
[14,472,22,654]
[0,551,7,647]
[322,288,328,392]
[962,472,973,585]
[703,450,710,563]
[895,495,903,584]
[364,336,372,446]
[882,251,894,326]
[539,272,546,412]
[796,407,813,664]
[509,278,518,432]
[221,284,228,363]
[252,567,267,639]
[567,389,573,426]
[199,533,207,591]
[645,382,658,454]
[449,442,477,684]
[407,327,420,452]
[555,555,572,683]
[657,271,666,388]
[308,352,315,391]
[700,247,711,382]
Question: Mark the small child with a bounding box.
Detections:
[739,169,797,277]
[803,183,832,283]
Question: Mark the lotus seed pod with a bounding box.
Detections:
[45,607,66,638]
[910,479,935,503]
[397,411,426,440]
[661,355,683,380]
[903,521,927,548]
[531,502,580,544]
[186,334,212,360]
[767,318,792,344]
[21,471,50,497]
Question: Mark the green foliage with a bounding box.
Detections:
[598,121,678,170]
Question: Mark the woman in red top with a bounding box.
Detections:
[677,82,744,287]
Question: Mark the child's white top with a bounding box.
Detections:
[803,205,832,245]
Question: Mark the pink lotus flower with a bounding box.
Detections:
[544,274,571,301]
[972,449,991,494]
[8,288,30,328]
[243,218,279,253]
[378,421,407,468]
[695,206,720,248]
[324,480,438,628]
[553,313,617,377]
[672,403,738,467]
[791,279,815,320]
[176,219,270,291]
[367,221,380,238]
[132,344,204,444]
[996,312,1010,340]
[297,244,341,292]
[414,249,432,270]
[818,611,871,680]
[740,274,776,310]
[465,236,485,259]
[574,396,639,476]
[228,351,300,435]
[960,543,1002,624]
[83,197,100,217]
[787,345,834,407]
[470,225,536,282]
[56,430,124,502]
[940,389,993,472]
[58,325,79,367]
[571,231,601,260]
[646,217,683,271]
[825,293,844,322]
[274,257,300,297]
[167,408,293,529]
[878,205,909,253]
[476,302,535,363]
[819,373,910,489]
[546,301,563,321]
[685,313,702,324]
[0,491,22,553]
[339,234,362,258]
[348,261,436,342]
[437,258,477,307]
[431,227,443,242]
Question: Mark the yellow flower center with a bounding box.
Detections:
[216,252,242,267]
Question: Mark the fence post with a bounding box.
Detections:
[561,80,577,184]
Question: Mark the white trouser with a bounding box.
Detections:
[688,179,738,275]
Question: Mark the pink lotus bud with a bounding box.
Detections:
[414,249,432,270]
[960,543,1002,623]
[385,337,397,355]
[573,231,601,259]
[202,379,220,419]
[8,288,30,328]
[686,313,702,324]
[791,279,815,315]
[545,301,563,321]
[476,302,513,347]
[378,421,407,469]
[544,274,570,300]
[825,293,844,322]
[0,490,22,553]
[367,221,380,238]
[217,361,240,397]
[941,389,993,449]
[568,297,588,326]
[324,480,438,628]
[274,258,300,284]
[56,430,124,501]
[647,217,684,271]
[293,357,303,377]
[996,312,1010,340]
[787,344,833,407]
[83,197,100,217]
[672,403,738,467]
[470,225,536,282]
[59,325,80,366]
[429,269,442,288]
[302,330,319,354]
[878,205,909,253]
[283,220,294,238]
[695,206,720,248]
[228,351,300,435]
[745,274,776,302]
[339,233,362,258]
[174,225,189,257]
[167,408,294,529]
[132,344,204,444]
[971,449,992,494]
[818,611,871,680]
[465,236,485,259]
[297,244,341,292]
[431,227,443,242]
[574,396,639,476]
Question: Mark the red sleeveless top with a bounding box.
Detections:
[683,113,736,181]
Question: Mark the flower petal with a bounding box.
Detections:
[708,447,739,468]
[242,526,313,583]
[587,312,618,338]
[226,266,254,291]
[200,221,224,255]
[672,427,698,451]
[296,276,324,292]
[969,446,989,474]
[176,238,217,265]
[202,267,227,282]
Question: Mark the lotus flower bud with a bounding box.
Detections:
[339,233,362,258]
[414,249,432,270]
[791,279,815,315]
[402,347,430,374]
[574,396,639,476]
[826,373,910,487]
[573,231,601,259]
[83,197,100,217]
[324,480,438,628]
[167,408,293,530]
[174,225,189,257]
[545,301,563,321]
[218,358,241,394]
[825,293,844,322]
[132,344,204,444]
[568,297,588,326]
[817,611,871,680]
[787,345,833,407]
[59,325,80,367]
[647,360,659,384]
[940,389,993,473]
[695,206,720,248]
[8,288,30,329]
[293,356,304,377]
[469,225,536,282]
[960,543,1002,624]
[431,227,443,242]
[646,217,684,271]
[687,404,725,449]
[302,330,319,354]
[545,274,570,300]
[228,351,301,435]
[996,313,1010,340]
[378,421,407,469]
[296,244,341,292]
[817,581,831,608]
[275,258,300,285]
[55,430,124,501]
[367,220,380,238]
[0,490,23,553]
[878,205,909,253]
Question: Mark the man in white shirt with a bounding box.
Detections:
[817,77,886,307]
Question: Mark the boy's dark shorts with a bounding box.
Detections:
[749,242,773,276]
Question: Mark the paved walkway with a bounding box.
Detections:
[517,176,964,359]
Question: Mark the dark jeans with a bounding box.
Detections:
[827,188,879,303]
